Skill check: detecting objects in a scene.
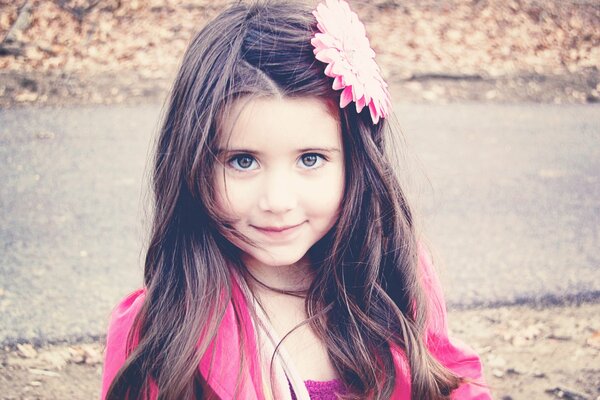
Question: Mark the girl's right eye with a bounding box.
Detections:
[228,154,258,171]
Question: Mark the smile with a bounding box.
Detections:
[251,222,306,239]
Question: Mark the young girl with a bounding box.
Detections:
[102,0,492,399]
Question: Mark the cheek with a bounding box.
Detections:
[214,172,250,219]
[305,167,345,218]
[214,171,235,217]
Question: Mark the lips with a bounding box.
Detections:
[254,223,302,232]
[251,221,305,239]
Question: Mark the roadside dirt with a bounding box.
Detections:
[1,302,598,400]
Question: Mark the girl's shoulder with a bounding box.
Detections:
[416,241,448,335]
[416,242,493,398]
[101,288,146,400]
[110,288,146,317]
[105,288,146,351]
[107,288,146,334]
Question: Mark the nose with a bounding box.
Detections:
[258,170,297,214]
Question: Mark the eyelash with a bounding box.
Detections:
[226,153,328,171]
[228,154,258,171]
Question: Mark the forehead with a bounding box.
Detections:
[218,96,341,150]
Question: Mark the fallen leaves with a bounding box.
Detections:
[504,321,546,346]
[449,303,600,399]
[0,0,598,79]
[545,386,590,400]
[0,0,598,106]
[14,90,39,103]
[16,343,37,358]
[1,342,104,398]
[28,368,61,377]
[8,342,103,371]
[586,330,600,349]
[69,343,103,365]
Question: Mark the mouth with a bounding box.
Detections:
[251,221,306,238]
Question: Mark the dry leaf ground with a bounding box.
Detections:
[1,302,599,400]
[0,0,599,107]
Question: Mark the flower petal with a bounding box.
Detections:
[332,76,344,90]
[369,101,380,124]
[315,48,340,64]
[340,86,353,108]
[355,96,366,113]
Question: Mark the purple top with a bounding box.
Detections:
[290,379,346,400]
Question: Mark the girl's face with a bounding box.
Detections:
[214,96,345,271]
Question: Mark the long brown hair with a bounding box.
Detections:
[106,1,462,398]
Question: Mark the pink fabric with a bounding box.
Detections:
[101,245,492,399]
[101,289,145,399]
[100,284,264,400]
[417,244,492,399]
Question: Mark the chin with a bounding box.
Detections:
[243,246,307,268]
[258,252,305,268]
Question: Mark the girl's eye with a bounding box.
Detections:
[228,154,258,171]
[299,153,325,169]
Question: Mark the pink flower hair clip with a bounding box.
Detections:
[311,0,392,124]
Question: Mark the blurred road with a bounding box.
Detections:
[0,102,599,345]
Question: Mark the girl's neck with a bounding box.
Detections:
[241,253,314,297]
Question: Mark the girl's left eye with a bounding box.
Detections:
[299,153,325,169]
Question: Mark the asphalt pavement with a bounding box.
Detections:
[0,102,598,346]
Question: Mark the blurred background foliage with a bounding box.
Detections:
[0,0,598,106]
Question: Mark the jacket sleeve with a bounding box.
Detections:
[417,244,493,399]
[100,289,147,400]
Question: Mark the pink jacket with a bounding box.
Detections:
[101,247,492,399]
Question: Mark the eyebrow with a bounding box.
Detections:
[216,147,341,155]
